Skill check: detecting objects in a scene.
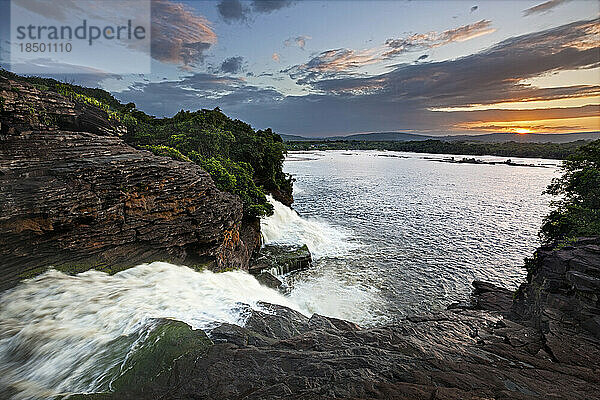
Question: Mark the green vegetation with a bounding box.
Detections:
[110,319,212,394]
[1,69,291,218]
[286,139,589,160]
[540,139,600,245]
[124,109,291,217]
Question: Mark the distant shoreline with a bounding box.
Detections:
[284,139,589,160]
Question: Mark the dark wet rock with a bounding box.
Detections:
[209,322,278,347]
[73,238,600,399]
[0,77,261,290]
[82,308,600,400]
[472,280,514,314]
[244,301,310,340]
[512,237,600,340]
[447,280,513,314]
[250,244,312,275]
[256,271,283,289]
[269,186,294,207]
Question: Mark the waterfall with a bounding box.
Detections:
[261,196,359,258]
[0,263,307,399]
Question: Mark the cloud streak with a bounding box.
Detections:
[284,35,311,49]
[151,0,217,67]
[283,48,382,84]
[283,20,498,83]
[384,20,496,57]
[523,0,570,16]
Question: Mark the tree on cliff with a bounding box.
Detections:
[540,139,600,244]
[0,69,292,219]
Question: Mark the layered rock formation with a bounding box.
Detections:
[0,76,261,290]
[72,238,600,400]
[512,237,600,363]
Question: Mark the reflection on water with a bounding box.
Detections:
[273,150,559,322]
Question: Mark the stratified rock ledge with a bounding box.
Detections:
[0,76,261,290]
[77,238,600,400]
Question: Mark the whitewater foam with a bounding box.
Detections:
[0,263,307,399]
[261,196,359,258]
[260,197,384,326]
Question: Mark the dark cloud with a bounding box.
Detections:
[311,18,599,106]
[219,56,245,74]
[217,0,294,22]
[116,73,283,117]
[252,0,294,13]
[217,0,248,22]
[523,0,570,16]
[119,18,600,136]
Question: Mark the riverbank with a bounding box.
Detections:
[62,237,599,400]
[285,139,590,160]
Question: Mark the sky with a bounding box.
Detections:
[1,0,599,137]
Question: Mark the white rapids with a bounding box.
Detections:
[0,263,306,399]
[261,196,359,258]
[0,197,377,399]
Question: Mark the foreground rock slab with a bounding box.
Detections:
[71,238,600,400]
[79,304,599,400]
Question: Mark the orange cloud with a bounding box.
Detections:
[151,0,217,66]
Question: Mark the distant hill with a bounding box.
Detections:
[281,131,600,143]
[279,134,318,141]
[335,132,435,141]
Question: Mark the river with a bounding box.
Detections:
[0,150,560,399]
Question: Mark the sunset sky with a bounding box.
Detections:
[1,0,599,136]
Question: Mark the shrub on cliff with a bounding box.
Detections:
[123,108,289,217]
[540,139,600,244]
[0,70,291,218]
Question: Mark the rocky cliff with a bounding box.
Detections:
[72,238,599,400]
[0,76,261,291]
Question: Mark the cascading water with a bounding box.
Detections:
[261,195,360,258]
[260,196,386,326]
[0,195,379,399]
[0,263,306,399]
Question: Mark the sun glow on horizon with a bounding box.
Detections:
[513,128,533,134]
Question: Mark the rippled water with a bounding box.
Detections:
[0,149,560,399]
[276,150,560,323]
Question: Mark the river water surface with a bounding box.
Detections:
[0,150,560,399]
[264,150,560,325]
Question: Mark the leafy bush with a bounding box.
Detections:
[540,139,600,244]
[142,145,191,162]
[124,108,289,217]
[0,69,291,218]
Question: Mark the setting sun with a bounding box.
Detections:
[513,128,533,134]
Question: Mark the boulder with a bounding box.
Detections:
[255,271,283,290]
[250,244,312,276]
